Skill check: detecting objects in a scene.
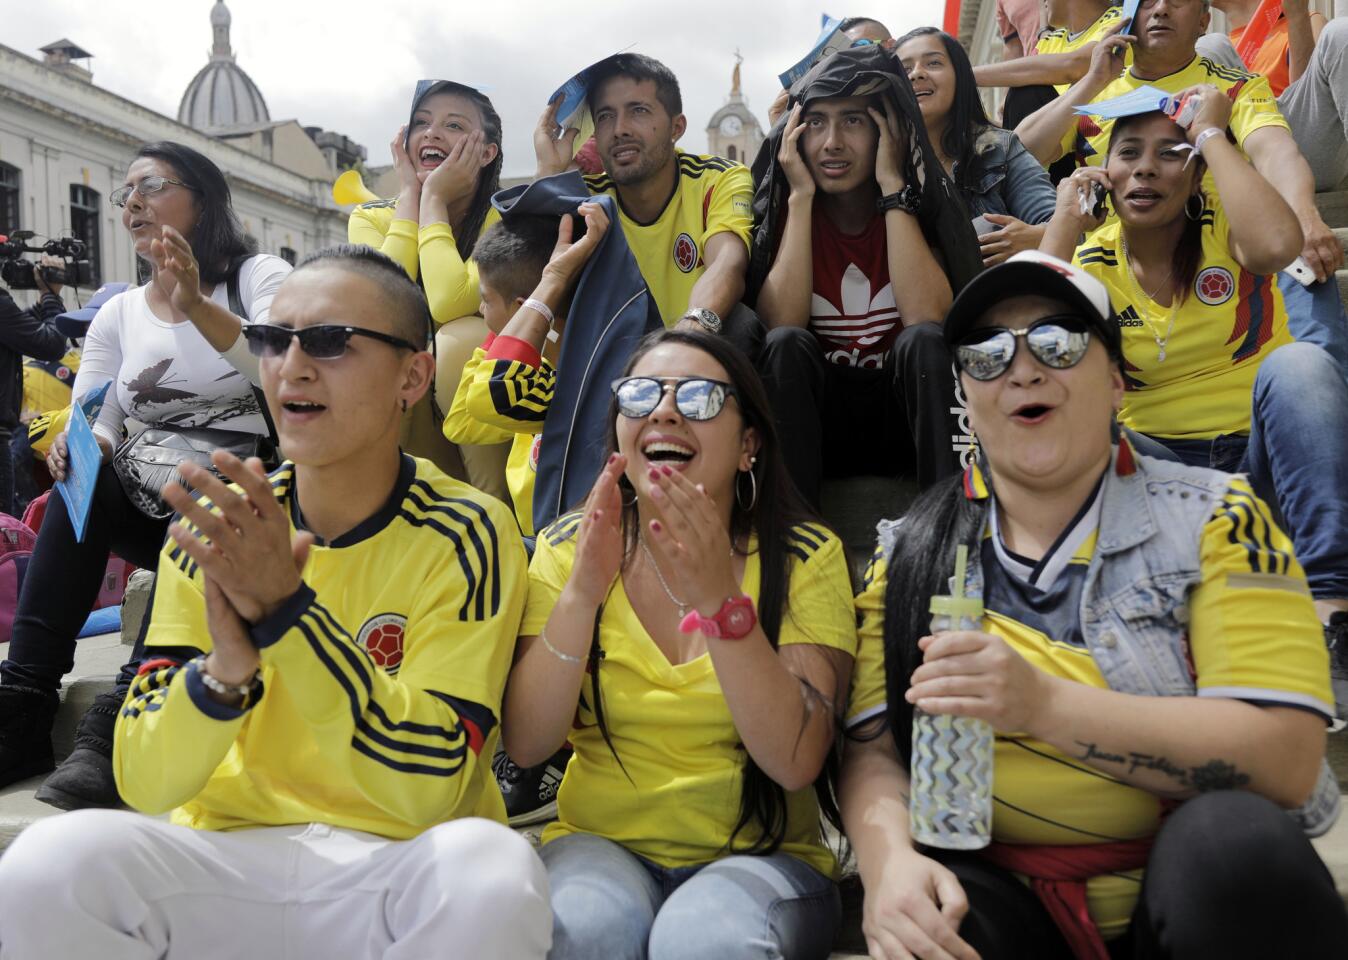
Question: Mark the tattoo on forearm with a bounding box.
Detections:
[1074,742,1251,792]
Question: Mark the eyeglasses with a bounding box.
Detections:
[241,323,422,360]
[612,376,738,421]
[110,176,198,208]
[954,316,1093,381]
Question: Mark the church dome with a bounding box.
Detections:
[177,1,270,132]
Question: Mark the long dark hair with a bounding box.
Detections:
[408,83,503,261]
[133,141,256,284]
[874,470,991,766]
[1108,111,1205,305]
[588,328,839,854]
[894,27,993,189]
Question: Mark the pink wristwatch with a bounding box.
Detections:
[679,595,757,639]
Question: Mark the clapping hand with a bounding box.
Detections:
[150,226,205,316]
[566,453,628,607]
[642,465,738,618]
[161,451,313,625]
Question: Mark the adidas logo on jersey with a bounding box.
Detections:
[1118,305,1144,327]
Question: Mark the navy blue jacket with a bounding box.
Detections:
[491,172,660,531]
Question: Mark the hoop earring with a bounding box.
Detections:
[619,478,637,507]
[736,465,758,512]
[1185,193,1204,222]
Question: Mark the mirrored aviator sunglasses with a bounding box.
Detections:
[955,316,1093,382]
[611,376,737,421]
[241,323,420,360]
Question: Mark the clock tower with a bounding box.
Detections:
[706,52,764,166]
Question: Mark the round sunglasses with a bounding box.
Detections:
[241,323,421,360]
[612,376,738,421]
[955,316,1093,381]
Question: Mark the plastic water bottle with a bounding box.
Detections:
[909,544,994,850]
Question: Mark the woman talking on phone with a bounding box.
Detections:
[1040,91,1348,715]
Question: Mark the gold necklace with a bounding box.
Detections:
[1121,237,1180,363]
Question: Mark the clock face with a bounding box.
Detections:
[720,115,743,136]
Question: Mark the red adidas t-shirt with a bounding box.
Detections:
[810,207,901,368]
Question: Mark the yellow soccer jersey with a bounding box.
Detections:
[442,334,555,538]
[346,201,501,325]
[21,349,80,422]
[849,467,1329,939]
[1060,55,1287,177]
[114,455,528,839]
[26,406,71,459]
[1036,5,1129,92]
[584,151,754,326]
[525,517,856,876]
[1072,206,1292,439]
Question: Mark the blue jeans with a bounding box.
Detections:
[1150,342,1348,600]
[539,832,840,960]
[1279,273,1348,383]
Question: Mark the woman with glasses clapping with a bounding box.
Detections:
[0,141,290,810]
[503,328,857,960]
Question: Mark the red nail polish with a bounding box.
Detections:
[660,465,672,477]
[608,453,618,464]
[648,468,660,481]
[651,520,663,533]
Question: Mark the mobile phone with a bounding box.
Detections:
[1284,256,1316,287]
[971,215,995,236]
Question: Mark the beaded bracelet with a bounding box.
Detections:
[194,657,260,699]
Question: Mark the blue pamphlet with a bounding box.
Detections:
[778,14,847,88]
[1075,84,1169,118]
[548,47,636,129]
[55,382,110,544]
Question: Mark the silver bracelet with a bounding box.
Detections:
[1193,127,1224,158]
[539,626,585,665]
[522,298,560,343]
[194,657,259,698]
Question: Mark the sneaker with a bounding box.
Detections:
[493,745,571,827]
[0,685,58,789]
[1327,613,1348,730]
[34,690,123,810]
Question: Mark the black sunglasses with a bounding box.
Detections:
[955,316,1093,381]
[612,376,738,421]
[241,323,421,360]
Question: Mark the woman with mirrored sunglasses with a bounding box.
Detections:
[0,141,291,811]
[347,81,510,498]
[840,252,1347,960]
[504,328,858,959]
[1041,106,1348,712]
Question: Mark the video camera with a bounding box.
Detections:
[0,231,94,290]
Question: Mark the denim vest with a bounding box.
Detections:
[879,450,1340,836]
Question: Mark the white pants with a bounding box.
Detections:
[0,810,551,960]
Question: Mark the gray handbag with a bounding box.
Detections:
[112,426,271,519]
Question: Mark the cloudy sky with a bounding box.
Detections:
[6,0,945,179]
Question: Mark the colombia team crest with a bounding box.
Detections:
[358,613,406,674]
[673,232,698,273]
[1195,266,1235,306]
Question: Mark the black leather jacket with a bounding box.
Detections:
[0,289,68,432]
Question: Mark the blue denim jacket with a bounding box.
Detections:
[954,127,1057,226]
[880,448,1339,836]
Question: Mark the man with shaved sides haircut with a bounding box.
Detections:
[0,245,551,960]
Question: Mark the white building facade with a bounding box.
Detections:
[0,5,352,304]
